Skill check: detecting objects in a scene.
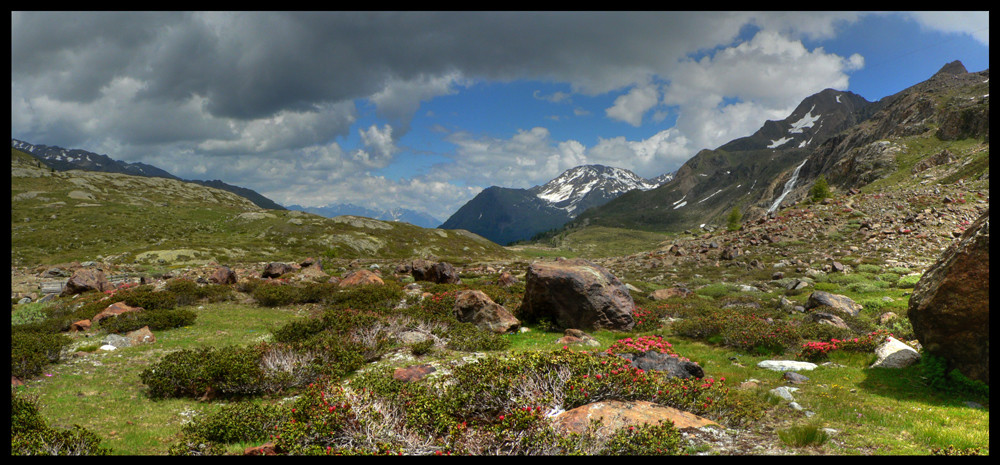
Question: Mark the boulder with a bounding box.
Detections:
[410,259,462,284]
[806,312,852,330]
[208,266,238,285]
[908,208,989,384]
[553,400,720,435]
[69,320,92,332]
[870,337,921,369]
[757,360,817,372]
[626,350,704,379]
[338,269,385,288]
[520,258,635,331]
[555,328,601,348]
[91,302,143,326]
[496,271,519,287]
[805,291,862,317]
[60,269,110,296]
[261,262,294,279]
[244,443,279,456]
[452,290,520,333]
[392,364,437,383]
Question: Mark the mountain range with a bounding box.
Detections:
[285,203,441,229]
[10,138,286,211]
[438,165,674,245]
[559,60,989,234]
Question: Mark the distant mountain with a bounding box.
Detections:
[567,60,990,233]
[439,164,671,245]
[10,138,285,211]
[285,203,441,229]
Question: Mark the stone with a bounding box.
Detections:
[261,262,294,279]
[452,290,520,333]
[125,326,156,346]
[338,269,385,288]
[392,364,437,383]
[630,350,704,379]
[520,258,635,331]
[908,208,989,385]
[757,360,817,372]
[496,271,519,287]
[806,312,851,330]
[805,291,863,317]
[769,386,799,401]
[878,312,899,325]
[648,287,693,300]
[60,268,111,296]
[783,372,810,384]
[870,337,921,369]
[556,329,601,347]
[91,301,143,326]
[208,266,238,285]
[553,400,720,435]
[244,443,279,455]
[69,320,92,332]
[410,259,462,284]
[103,334,133,349]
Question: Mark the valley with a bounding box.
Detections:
[11,61,988,456]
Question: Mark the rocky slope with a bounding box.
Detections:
[567,61,989,234]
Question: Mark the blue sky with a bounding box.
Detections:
[11,11,989,221]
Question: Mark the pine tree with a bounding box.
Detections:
[810,175,831,203]
[726,206,742,231]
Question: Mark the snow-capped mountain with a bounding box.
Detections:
[530,165,662,218]
[439,164,672,245]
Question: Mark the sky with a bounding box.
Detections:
[11,11,990,222]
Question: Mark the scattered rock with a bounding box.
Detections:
[452,290,520,334]
[338,269,385,288]
[648,287,693,300]
[769,386,799,401]
[91,302,143,326]
[870,336,921,369]
[627,350,705,379]
[392,364,437,383]
[410,259,462,284]
[261,262,293,279]
[520,258,635,331]
[60,268,111,296]
[208,265,238,285]
[805,291,863,317]
[783,372,810,384]
[496,271,519,287]
[757,360,818,372]
[553,400,721,435]
[125,326,156,346]
[806,311,852,330]
[556,329,601,347]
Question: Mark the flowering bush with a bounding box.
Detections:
[796,329,895,362]
[607,335,677,357]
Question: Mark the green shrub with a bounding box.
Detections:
[181,402,287,444]
[897,274,922,289]
[600,421,681,455]
[140,345,268,399]
[251,282,300,307]
[410,339,435,356]
[809,175,831,203]
[919,354,989,399]
[11,330,71,380]
[11,388,109,456]
[443,322,510,352]
[98,308,197,333]
[726,207,742,232]
[165,279,234,305]
[117,285,178,310]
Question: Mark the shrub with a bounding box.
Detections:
[140,345,268,399]
[117,285,178,310]
[897,274,922,289]
[98,308,197,333]
[920,354,989,399]
[180,402,287,444]
[600,421,681,455]
[252,282,300,307]
[726,207,742,232]
[11,388,109,455]
[443,322,510,352]
[809,175,831,203]
[11,330,71,380]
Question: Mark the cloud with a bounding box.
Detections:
[605,83,660,126]
[904,11,989,46]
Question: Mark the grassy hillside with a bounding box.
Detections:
[11,148,511,267]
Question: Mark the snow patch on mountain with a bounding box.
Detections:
[530,165,666,217]
[788,105,820,134]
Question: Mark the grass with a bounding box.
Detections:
[16,302,305,455]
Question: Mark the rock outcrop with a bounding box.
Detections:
[908,208,989,384]
[452,290,520,333]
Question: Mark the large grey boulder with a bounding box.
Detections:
[805,291,863,317]
[520,258,635,331]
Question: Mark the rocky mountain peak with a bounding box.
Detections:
[530,164,661,216]
[933,60,968,77]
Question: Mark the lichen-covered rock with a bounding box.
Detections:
[60,268,110,296]
[908,208,989,384]
[520,258,635,331]
[805,291,862,317]
[452,290,520,334]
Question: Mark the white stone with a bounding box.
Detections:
[757,360,818,372]
[870,337,921,369]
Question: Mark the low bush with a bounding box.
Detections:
[443,322,510,352]
[11,330,71,380]
[180,402,287,444]
[11,388,109,455]
[98,308,197,333]
[777,421,830,447]
[600,421,682,455]
[140,345,268,399]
